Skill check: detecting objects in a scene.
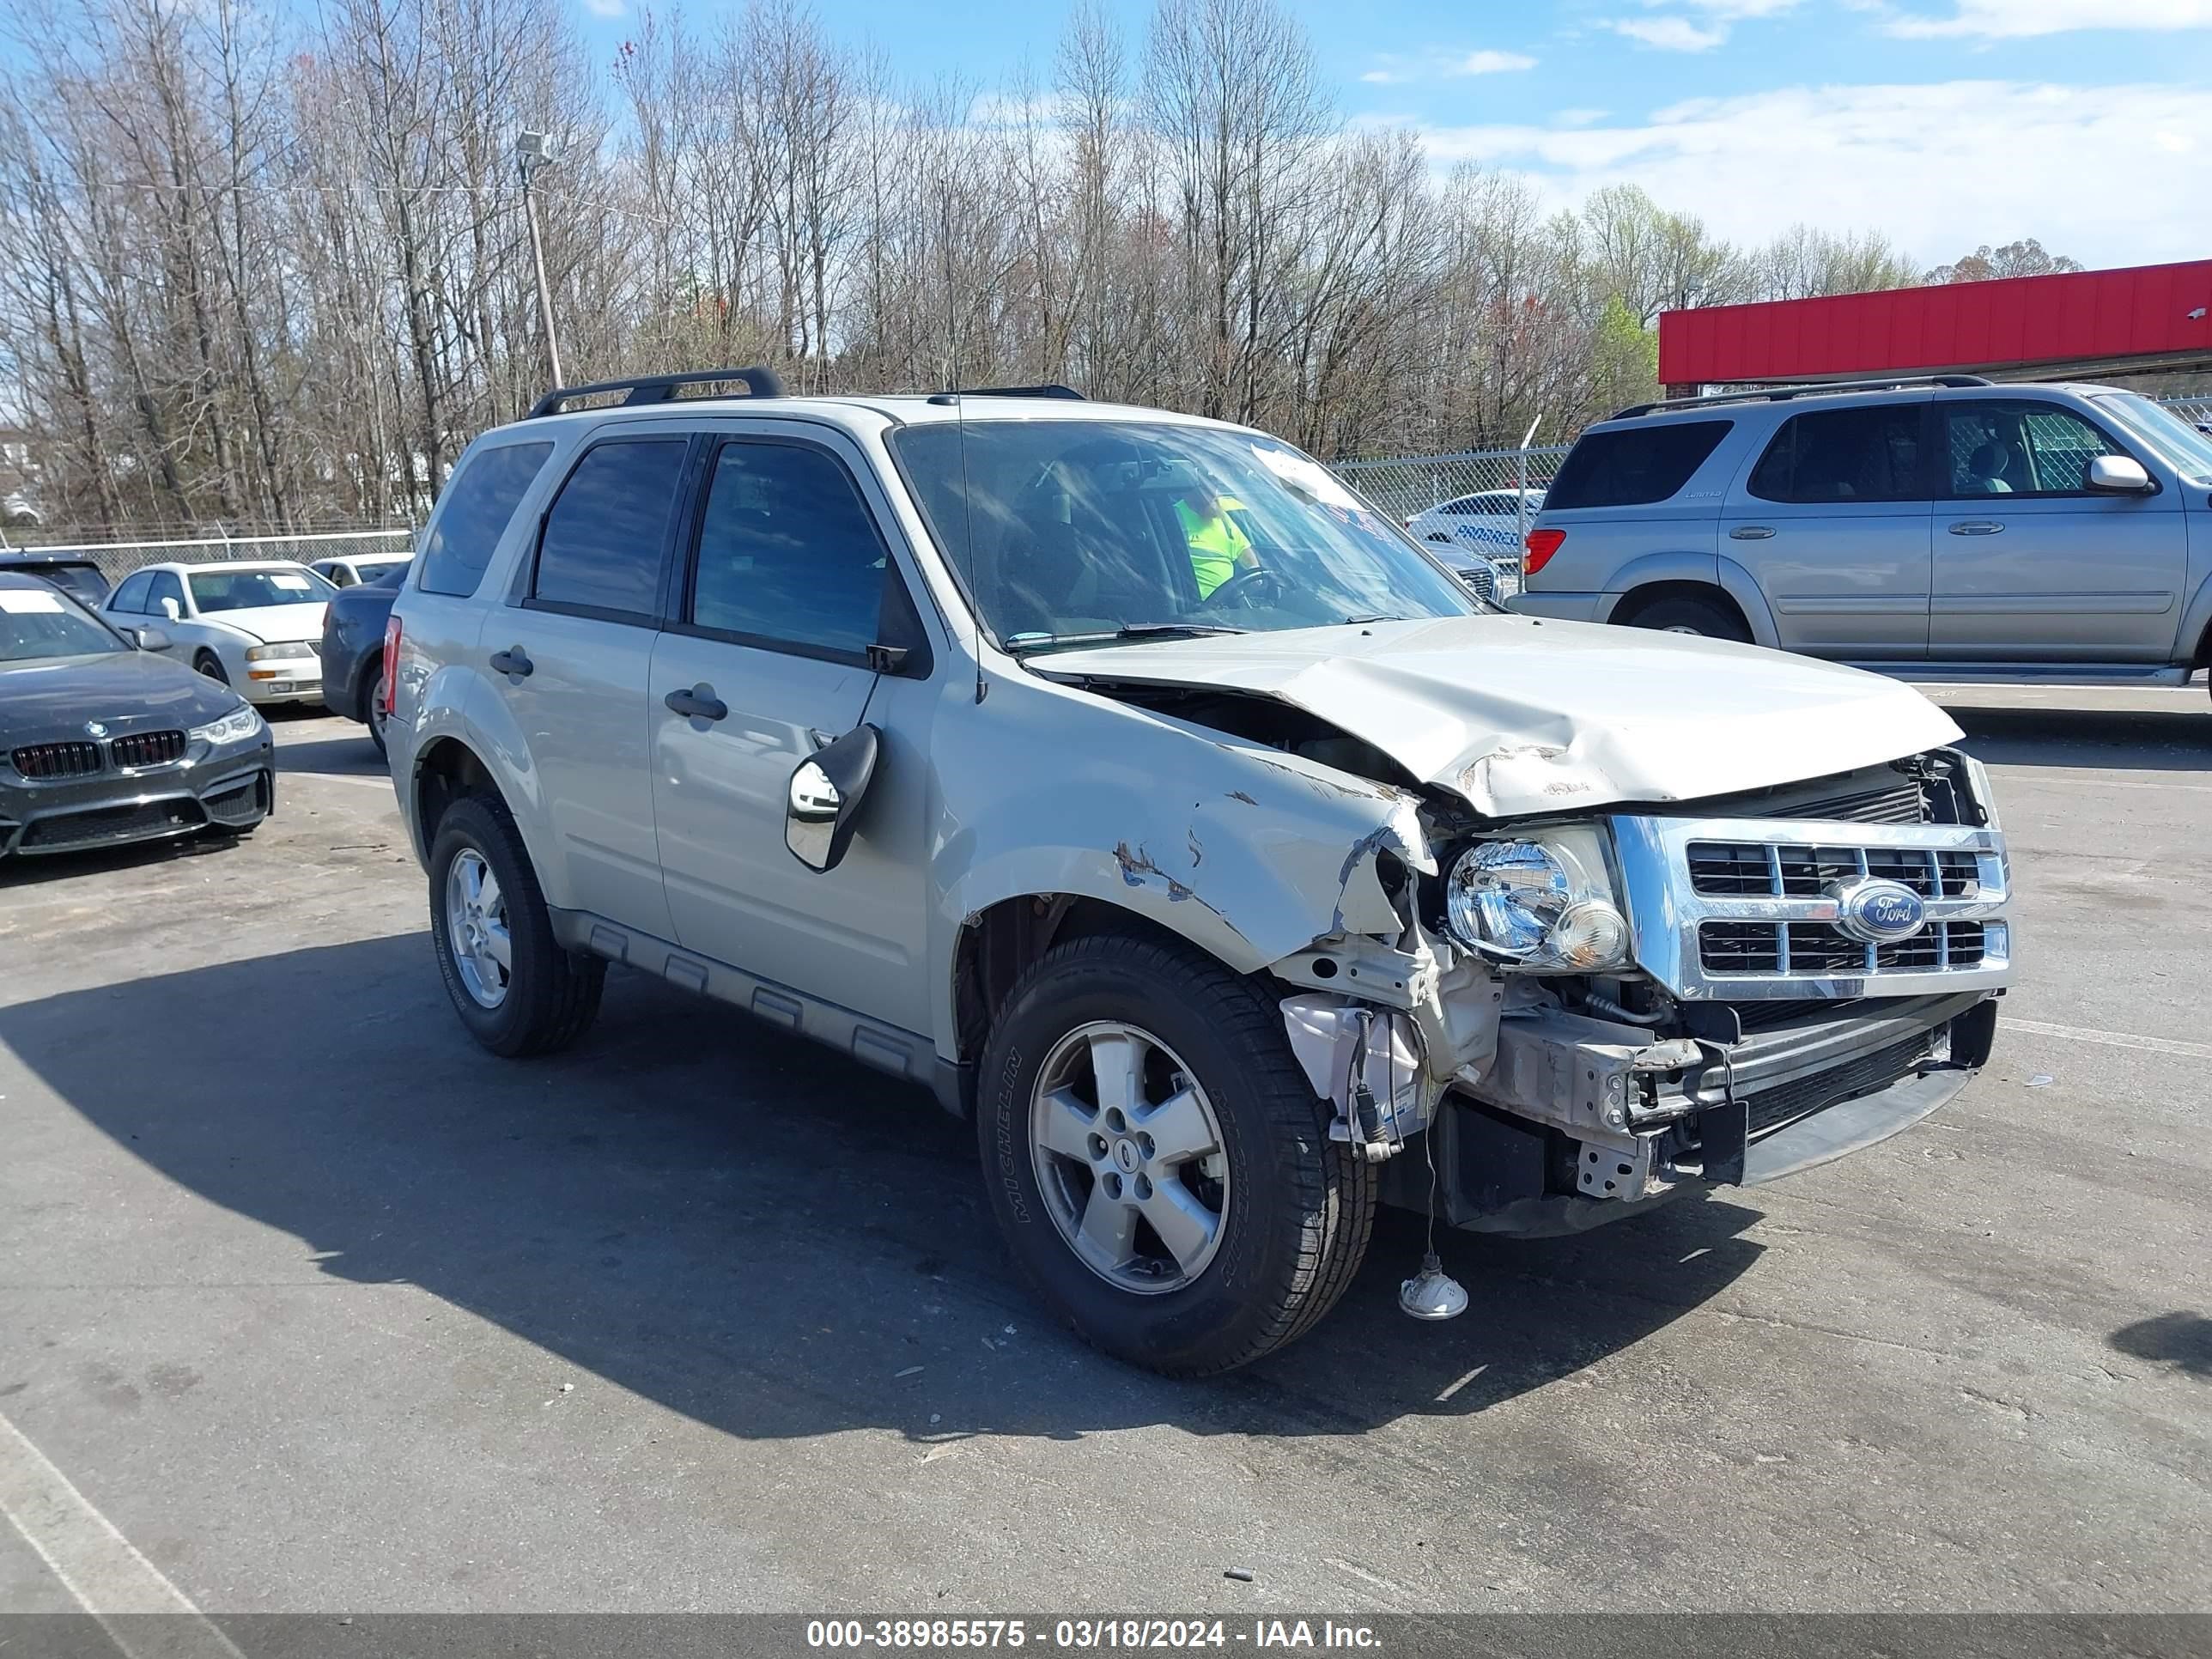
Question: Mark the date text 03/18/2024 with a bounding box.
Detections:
[804,1620,1382,1650]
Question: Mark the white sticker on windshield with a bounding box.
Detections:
[0,589,64,613]
[270,574,311,592]
[1249,443,1363,512]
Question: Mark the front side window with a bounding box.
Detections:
[420,441,555,598]
[889,419,1477,651]
[1546,420,1731,510]
[1749,404,1924,504]
[532,439,689,619]
[148,571,186,616]
[109,571,153,613]
[0,585,126,662]
[188,566,332,612]
[1941,400,2133,497]
[688,441,886,658]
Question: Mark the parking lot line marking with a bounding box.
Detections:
[1999,1018,2212,1062]
[0,1407,246,1659]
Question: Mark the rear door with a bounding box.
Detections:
[1929,397,2184,661]
[483,432,690,938]
[647,425,937,1033]
[1722,398,1933,660]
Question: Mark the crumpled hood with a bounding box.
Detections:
[204,601,328,645]
[1039,614,1963,817]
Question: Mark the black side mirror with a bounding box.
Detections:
[786,724,881,872]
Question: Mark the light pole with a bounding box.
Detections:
[515,129,564,389]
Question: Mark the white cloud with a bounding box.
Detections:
[1554,107,1611,125]
[1886,0,2212,35]
[1453,49,1539,74]
[1361,46,1538,83]
[580,0,623,15]
[1400,80,2212,267]
[1608,16,1730,48]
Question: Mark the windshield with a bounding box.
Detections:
[889,419,1481,651]
[189,566,334,612]
[2096,393,2212,483]
[0,586,126,662]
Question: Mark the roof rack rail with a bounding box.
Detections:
[1611,374,1992,421]
[526,366,786,420]
[951,383,1085,400]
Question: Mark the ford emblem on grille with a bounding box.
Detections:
[85,720,108,738]
[1829,877,1927,945]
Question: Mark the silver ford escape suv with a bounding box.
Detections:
[386,368,2014,1376]
[1512,374,2212,696]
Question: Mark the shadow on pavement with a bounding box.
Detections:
[272,730,386,779]
[0,933,1766,1441]
[1944,702,2210,773]
[2109,1312,2212,1378]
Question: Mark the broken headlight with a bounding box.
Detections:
[1443,826,1629,971]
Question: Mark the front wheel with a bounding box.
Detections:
[428,794,604,1057]
[977,933,1376,1376]
[193,651,230,684]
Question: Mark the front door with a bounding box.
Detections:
[1721,399,1932,659]
[1929,398,2185,662]
[648,429,937,1035]
[483,432,690,938]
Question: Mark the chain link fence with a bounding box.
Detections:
[6,527,416,584]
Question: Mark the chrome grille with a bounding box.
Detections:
[1614,808,2011,1001]
[12,741,104,780]
[1690,841,1980,900]
[1457,565,1498,604]
[1699,920,1990,975]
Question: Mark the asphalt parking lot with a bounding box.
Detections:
[0,684,2207,1617]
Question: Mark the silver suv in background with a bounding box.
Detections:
[385,368,2013,1376]
[1510,375,2212,695]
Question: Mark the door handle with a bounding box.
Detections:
[1729,526,1776,540]
[489,647,533,678]
[664,684,728,722]
[1948,521,2005,536]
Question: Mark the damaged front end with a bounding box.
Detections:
[1269,748,2013,1236]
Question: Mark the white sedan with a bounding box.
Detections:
[1404,488,1545,556]
[102,560,337,706]
[310,552,412,588]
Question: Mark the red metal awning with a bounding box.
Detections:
[1657,259,2212,387]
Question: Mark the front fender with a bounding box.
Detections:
[928,672,1430,1057]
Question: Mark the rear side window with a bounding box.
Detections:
[418,441,555,598]
[531,438,689,620]
[1545,421,1730,509]
[687,440,886,659]
[1749,404,1924,504]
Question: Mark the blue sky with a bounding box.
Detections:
[574,0,2212,270]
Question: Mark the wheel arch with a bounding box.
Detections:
[1610,578,1761,642]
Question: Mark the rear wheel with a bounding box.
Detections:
[977,933,1376,1376]
[1623,592,1751,641]
[428,794,604,1057]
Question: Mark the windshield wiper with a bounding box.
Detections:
[1007,623,1247,653]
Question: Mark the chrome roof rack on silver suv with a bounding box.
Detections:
[1611,374,1993,422]
[525,365,786,420]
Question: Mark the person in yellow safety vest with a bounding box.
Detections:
[1174,489,1259,600]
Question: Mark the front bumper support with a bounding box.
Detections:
[1401,992,1996,1237]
